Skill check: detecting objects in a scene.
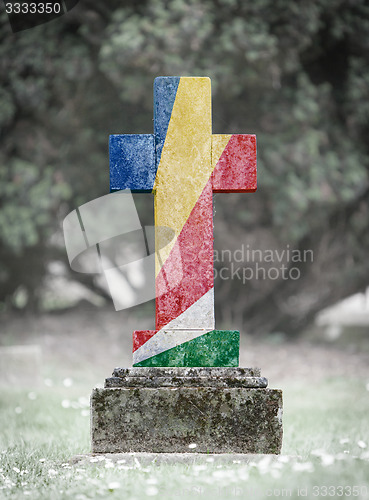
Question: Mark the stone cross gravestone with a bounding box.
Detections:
[91,77,283,453]
[109,76,256,367]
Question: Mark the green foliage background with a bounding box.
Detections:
[0,0,368,333]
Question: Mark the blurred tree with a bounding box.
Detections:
[0,0,368,333]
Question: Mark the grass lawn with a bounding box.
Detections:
[1,376,369,499]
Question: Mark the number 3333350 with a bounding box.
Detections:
[5,2,63,15]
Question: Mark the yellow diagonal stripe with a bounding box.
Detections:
[154,77,212,276]
[212,134,232,170]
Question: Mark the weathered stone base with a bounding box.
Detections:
[91,368,283,454]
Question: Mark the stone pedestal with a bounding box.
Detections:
[91,368,283,454]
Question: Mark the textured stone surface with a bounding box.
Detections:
[153,77,213,331]
[91,385,283,454]
[212,134,257,193]
[106,367,266,388]
[105,376,268,388]
[132,330,240,367]
[153,76,180,167]
[109,134,155,192]
[112,367,262,377]
[108,76,257,366]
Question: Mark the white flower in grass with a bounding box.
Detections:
[108,482,121,491]
[339,438,349,444]
[358,440,367,449]
[292,462,314,472]
[146,486,159,496]
[61,400,70,409]
[39,459,46,463]
[78,396,89,406]
[212,469,238,481]
[321,454,335,466]
[238,468,249,481]
[188,443,197,449]
[81,410,89,417]
[212,469,226,478]
[104,462,114,469]
[4,477,14,487]
[116,459,126,464]
[48,469,58,477]
[146,477,158,485]
[24,491,31,496]
[311,449,325,457]
[13,467,20,474]
[15,407,22,414]
[63,378,73,387]
[89,458,99,463]
[256,455,272,474]
[193,464,207,471]
[206,457,214,463]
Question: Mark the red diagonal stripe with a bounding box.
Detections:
[212,134,257,193]
[133,330,157,352]
[155,179,214,329]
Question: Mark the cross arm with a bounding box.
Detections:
[109,134,156,193]
[211,134,257,193]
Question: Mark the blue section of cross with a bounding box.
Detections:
[109,77,180,193]
[109,134,155,193]
[154,77,180,167]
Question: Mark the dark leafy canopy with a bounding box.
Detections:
[0,0,368,333]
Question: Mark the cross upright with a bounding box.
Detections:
[109,77,257,367]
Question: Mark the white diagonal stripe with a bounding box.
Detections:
[133,288,214,364]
